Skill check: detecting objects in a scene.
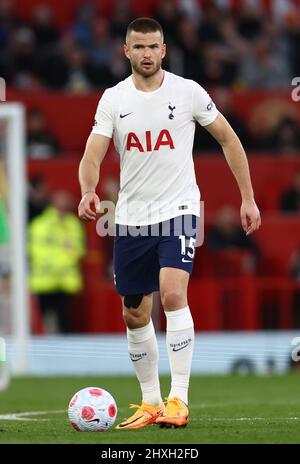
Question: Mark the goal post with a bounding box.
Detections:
[0,102,29,375]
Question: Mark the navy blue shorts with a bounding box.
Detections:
[113,215,198,295]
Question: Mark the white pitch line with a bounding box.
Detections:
[0,409,65,421]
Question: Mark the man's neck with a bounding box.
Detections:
[132,69,165,92]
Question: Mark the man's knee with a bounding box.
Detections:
[161,289,186,311]
[122,294,150,329]
[122,308,150,329]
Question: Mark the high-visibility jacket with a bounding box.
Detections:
[28,207,85,294]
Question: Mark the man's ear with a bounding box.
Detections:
[162,44,166,59]
[124,44,130,60]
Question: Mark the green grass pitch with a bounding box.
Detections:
[0,374,300,444]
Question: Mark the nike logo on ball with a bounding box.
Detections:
[120,112,132,118]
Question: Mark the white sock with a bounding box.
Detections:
[127,320,162,406]
[165,306,194,405]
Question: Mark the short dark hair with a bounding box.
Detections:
[126,17,164,42]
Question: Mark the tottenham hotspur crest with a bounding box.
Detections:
[168,103,176,120]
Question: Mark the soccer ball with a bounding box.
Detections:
[68,386,117,432]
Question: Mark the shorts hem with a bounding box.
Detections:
[160,263,194,275]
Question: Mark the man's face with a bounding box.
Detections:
[124,30,166,78]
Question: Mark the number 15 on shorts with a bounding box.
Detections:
[179,235,196,263]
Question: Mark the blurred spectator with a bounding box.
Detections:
[27,108,61,158]
[0,0,21,50]
[199,2,224,44]
[1,26,43,89]
[280,169,300,213]
[194,86,251,152]
[239,34,291,89]
[264,117,300,155]
[206,205,260,273]
[156,0,181,45]
[37,44,68,89]
[38,39,100,90]
[27,175,50,222]
[73,3,96,49]
[179,0,202,23]
[88,17,113,69]
[31,4,60,47]
[283,3,300,76]
[236,2,264,40]
[198,6,240,87]
[111,1,133,39]
[64,45,94,93]
[110,39,131,84]
[175,16,202,82]
[28,190,85,333]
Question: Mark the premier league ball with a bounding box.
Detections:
[68,387,117,431]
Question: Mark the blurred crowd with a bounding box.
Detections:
[0,0,299,92]
[0,0,299,154]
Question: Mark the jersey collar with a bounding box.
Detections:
[129,70,169,96]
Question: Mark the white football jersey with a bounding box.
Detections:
[91,71,218,226]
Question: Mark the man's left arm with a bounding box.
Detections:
[205,113,261,236]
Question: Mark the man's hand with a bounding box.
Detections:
[240,200,261,236]
[78,192,100,222]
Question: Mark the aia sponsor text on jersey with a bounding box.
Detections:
[126,129,175,152]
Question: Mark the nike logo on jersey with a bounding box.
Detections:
[120,112,132,119]
[182,258,192,263]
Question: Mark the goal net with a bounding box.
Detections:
[0,103,29,377]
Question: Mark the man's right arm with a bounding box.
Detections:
[78,133,111,222]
